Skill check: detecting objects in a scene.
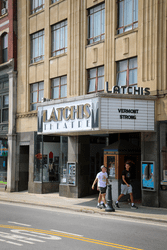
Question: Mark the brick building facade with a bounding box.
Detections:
[0,0,17,191]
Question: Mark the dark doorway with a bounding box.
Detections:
[18,146,29,191]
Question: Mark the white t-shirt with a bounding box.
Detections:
[96,171,108,188]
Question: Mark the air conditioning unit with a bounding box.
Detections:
[1,8,6,15]
[163,170,167,181]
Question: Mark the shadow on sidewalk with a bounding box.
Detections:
[75,194,167,216]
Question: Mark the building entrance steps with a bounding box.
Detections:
[0,191,167,223]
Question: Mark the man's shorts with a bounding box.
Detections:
[98,187,107,194]
[121,184,132,195]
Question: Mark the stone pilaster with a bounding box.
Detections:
[6,70,17,192]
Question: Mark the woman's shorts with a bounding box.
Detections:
[98,187,107,194]
[121,184,132,195]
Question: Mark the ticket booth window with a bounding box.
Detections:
[104,139,141,181]
[107,156,115,178]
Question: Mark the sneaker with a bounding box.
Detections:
[115,202,120,208]
[131,204,138,209]
[96,204,102,209]
[100,203,106,208]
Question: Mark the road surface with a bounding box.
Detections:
[0,201,166,249]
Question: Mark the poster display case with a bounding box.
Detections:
[60,162,77,186]
[67,162,76,186]
[141,161,155,191]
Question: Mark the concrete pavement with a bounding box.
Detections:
[0,191,167,223]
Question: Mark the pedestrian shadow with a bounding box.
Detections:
[75,194,99,208]
[75,195,167,216]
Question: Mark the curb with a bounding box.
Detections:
[0,199,167,224]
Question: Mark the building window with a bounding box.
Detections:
[117,0,138,34]
[34,135,68,183]
[2,0,8,8]
[0,95,8,123]
[30,30,44,64]
[51,20,67,57]
[2,33,8,63]
[117,57,137,87]
[88,3,105,45]
[51,76,67,99]
[51,0,59,4]
[31,0,45,15]
[0,80,8,89]
[30,82,44,111]
[87,66,104,93]
[1,0,8,15]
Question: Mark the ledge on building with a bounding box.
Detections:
[16,111,37,119]
[0,12,8,20]
[0,59,14,71]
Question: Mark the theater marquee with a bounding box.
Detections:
[38,98,99,133]
[38,96,155,134]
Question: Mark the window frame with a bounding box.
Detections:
[30,30,44,64]
[87,3,105,45]
[51,0,60,4]
[31,0,45,15]
[1,0,8,11]
[0,78,9,124]
[30,81,44,111]
[51,76,67,100]
[2,33,8,63]
[87,66,104,94]
[51,20,67,57]
[117,0,138,34]
[117,57,137,87]
[0,94,9,123]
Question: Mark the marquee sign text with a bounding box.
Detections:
[112,86,150,95]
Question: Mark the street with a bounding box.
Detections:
[0,201,166,250]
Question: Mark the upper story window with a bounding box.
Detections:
[88,3,105,45]
[51,20,67,57]
[51,0,60,4]
[88,66,104,93]
[2,33,8,63]
[0,95,8,123]
[117,0,138,34]
[1,0,8,15]
[31,0,45,15]
[0,78,9,123]
[51,76,67,99]
[30,82,44,111]
[117,57,137,88]
[30,30,44,64]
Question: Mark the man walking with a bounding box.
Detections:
[115,161,138,209]
[92,165,108,209]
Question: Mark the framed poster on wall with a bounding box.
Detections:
[67,162,77,186]
[141,161,155,191]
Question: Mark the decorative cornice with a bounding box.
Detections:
[0,58,14,71]
[16,111,37,119]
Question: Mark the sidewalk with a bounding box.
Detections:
[0,191,167,223]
